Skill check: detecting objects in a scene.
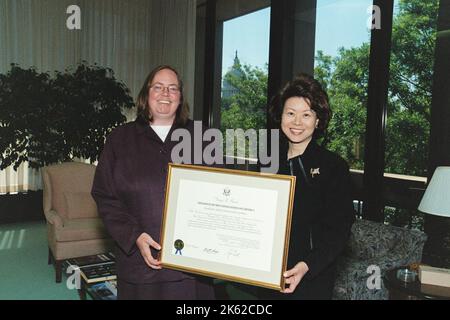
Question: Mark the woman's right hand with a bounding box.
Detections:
[136,232,162,270]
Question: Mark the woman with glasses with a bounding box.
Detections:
[92,65,215,300]
[258,73,355,300]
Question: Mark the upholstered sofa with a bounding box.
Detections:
[333,218,427,300]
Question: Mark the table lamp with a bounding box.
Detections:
[418,166,450,268]
[419,166,450,218]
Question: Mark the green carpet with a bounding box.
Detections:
[0,221,256,300]
[0,221,79,300]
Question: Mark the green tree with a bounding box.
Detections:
[385,0,437,176]
[316,44,371,170]
[221,64,268,158]
[221,64,268,132]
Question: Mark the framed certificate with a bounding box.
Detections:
[159,163,296,291]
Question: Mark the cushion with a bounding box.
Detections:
[45,163,96,219]
[64,192,99,219]
[346,219,398,259]
[54,218,109,241]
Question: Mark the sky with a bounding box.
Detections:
[221,0,377,75]
[222,7,271,75]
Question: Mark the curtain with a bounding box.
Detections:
[0,0,196,193]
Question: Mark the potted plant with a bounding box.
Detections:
[0,62,134,223]
[0,62,134,170]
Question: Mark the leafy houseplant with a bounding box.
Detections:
[0,62,134,170]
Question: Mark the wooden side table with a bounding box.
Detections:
[383,266,450,300]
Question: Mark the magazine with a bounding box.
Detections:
[104,280,118,296]
[80,263,117,283]
[66,252,115,269]
[88,282,117,300]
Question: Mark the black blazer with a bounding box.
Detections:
[260,140,355,299]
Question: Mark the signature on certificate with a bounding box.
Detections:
[203,248,219,255]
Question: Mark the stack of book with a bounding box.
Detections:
[64,252,117,283]
[80,263,116,283]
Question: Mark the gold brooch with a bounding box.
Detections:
[310,168,320,178]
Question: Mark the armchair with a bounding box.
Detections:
[42,162,114,282]
[333,219,427,299]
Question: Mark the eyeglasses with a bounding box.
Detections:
[150,83,180,94]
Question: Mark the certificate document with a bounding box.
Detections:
[160,164,296,290]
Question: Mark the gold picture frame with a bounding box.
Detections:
[159,163,296,291]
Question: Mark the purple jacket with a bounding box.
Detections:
[92,119,207,284]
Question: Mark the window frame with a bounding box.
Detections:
[198,0,445,223]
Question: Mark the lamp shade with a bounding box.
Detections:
[418,166,450,217]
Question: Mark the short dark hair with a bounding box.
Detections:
[136,65,190,126]
[269,73,332,139]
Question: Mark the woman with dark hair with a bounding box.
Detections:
[259,73,355,300]
[91,65,215,300]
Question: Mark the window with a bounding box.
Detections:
[314,0,373,171]
[385,0,439,178]
[220,8,270,160]
[383,0,440,229]
[199,0,448,228]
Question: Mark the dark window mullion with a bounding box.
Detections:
[267,0,295,131]
[362,0,394,222]
[202,0,217,127]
